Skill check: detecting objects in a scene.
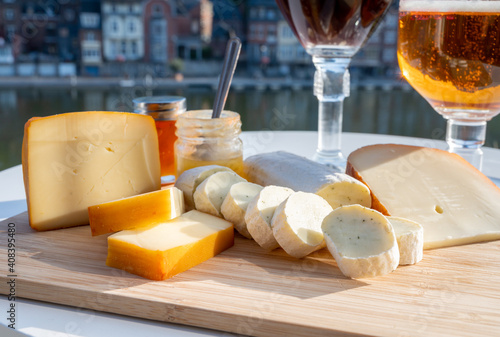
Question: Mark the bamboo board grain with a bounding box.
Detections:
[1,212,500,337]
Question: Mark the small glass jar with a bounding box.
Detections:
[133,96,186,184]
[175,110,244,177]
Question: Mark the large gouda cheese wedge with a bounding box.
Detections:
[346,144,500,249]
[22,111,161,231]
[106,210,234,280]
[88,187,184,236]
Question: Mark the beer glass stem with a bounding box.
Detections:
[312,56,351,169]
[446,119,487,170]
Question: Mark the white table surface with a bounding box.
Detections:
[1,131,499,337]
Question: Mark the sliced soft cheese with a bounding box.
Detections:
[88,187,184,236]
[193,171,247,217]
[388,216,424,265]
[106,210,234,280]
[245,185,294,250]
[322,205,399,279]
[22,111,161,231]
[175,165,233,211]
[244,151,371,209]
[347,144,500,249]
[220,182,264,239]
[272,192,333,258]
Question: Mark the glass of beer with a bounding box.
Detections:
[275,0,393,168]
[398,0,500,169]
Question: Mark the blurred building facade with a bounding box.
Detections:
[0,0,400,79]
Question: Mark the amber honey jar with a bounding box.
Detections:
[175,110,243,177]
[133,96,186,184]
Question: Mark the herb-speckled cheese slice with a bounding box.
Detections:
[322,205,399,279]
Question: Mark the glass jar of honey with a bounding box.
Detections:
[175,110,243,177]
[133,96,186,184]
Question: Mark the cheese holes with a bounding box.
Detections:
[435,205,444,214]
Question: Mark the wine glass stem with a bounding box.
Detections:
[446,119,487,171]
[312,57,351,168]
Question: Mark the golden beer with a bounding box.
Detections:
[398,1,500,120]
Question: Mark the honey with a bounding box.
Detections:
[156,120,177,177]
[175,110,243,177]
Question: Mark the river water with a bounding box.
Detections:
[1,86,499,171]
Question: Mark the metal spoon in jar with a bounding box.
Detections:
[212,37,242,119]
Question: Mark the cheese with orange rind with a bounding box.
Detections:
[88,187,184,236]
[106,210,234,281]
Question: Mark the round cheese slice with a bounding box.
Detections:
[322,205,399,279]
[272,192,333,258]
[220,182,264,239]
[193,171,246,217]
[245,185,294,250]
[387,216,424,265]
[175,165,233,210]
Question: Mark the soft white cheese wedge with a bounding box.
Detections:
[322,205,399,279]
[175,165,233,210]
[244,151,371,209]
[388,216,424,265]
[271,192,333,258]
[220,182,264,239]
[245,185,294,250]
[193,171,246,217]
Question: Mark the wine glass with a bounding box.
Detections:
[276,0,394,168]
[398,0,500,170]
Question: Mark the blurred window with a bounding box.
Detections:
[86,32,96,41]
[153,4,163,15]
[4,8,14,20]
[128,21,136,33]
[267,9,276,20]
[384,30,396,44]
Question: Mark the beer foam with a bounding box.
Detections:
[400,1,500,12]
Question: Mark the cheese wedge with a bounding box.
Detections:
[387,216,424,265]
[244,151,371,209]
[220,182,264,239]
[88,187,184,236]
[346,144,500,249]
[322,205,399,279]
[106,210,234,281]
[22,111,161,231]
[245,185,294,250]
[175,165,233,211]
[193,171,247,217]
[272,192,333,258]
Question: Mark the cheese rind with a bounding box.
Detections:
[347,144,500,249]
[106,210,234,280]
[387,216,424,265]
[244,151,371,209]
[272,192,333,258]
[175,165,233,211]
[88,187,184,236]
[193,171,247,217]
[245,185,294,250]
[220,182,264,239]
[322,205,399,279]
[22,111,161,231]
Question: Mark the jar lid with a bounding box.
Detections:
[133,96,186,120]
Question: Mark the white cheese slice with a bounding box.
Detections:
[244,151,371,209]
[245,185,294,250]
[220,182,264,239]
[272,192,333,258]
[347,144,500,249]
[193,171,246,217]
[174,165,233,211]
[322,205,399,279]
[388,216,424,265]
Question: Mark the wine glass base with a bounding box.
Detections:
[312,150,346,172]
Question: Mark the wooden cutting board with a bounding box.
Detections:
[1,212,500,337]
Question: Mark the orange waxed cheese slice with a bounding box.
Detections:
[106,210,234,281]
[88,187,184,236]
